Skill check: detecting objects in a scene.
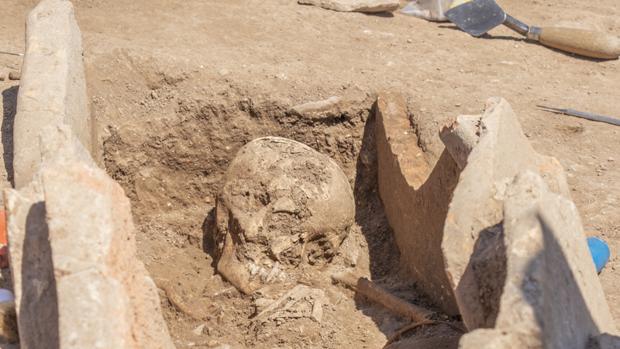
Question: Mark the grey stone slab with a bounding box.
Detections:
[441,98,570,329]
[5,132,173,348]
[459,171,617,348]
[13,0,98,189]
[375,91,460,314]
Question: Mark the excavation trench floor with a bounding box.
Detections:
[1,0,620,348]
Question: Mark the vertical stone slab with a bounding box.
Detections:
[42,162,130,348]
[441,98,570,329]
[459,172,617,348]
[5,127,174,348]
[42,160,174,349]
[13,0,97,189]
[4,181,58,349]
[375,91,460,314]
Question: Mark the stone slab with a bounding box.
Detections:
[5,129,173,348]
[13,0,98,188]
[298,0,399,13]
[441,97,570,329]
[375,91,460,314]
[459,171,617,348]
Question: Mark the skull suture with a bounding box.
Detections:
[215,137,355,294]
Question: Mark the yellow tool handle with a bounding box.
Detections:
[536,27,620,59]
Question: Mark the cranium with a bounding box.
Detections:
[215,137,355,294]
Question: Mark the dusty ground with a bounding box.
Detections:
[1,0,619,348]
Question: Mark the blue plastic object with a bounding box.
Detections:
[0,289,13,303]
[587,237,610,274]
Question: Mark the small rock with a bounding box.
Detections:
[325,134,336,147]
[298,0,399,13]
[192,324,205,336]
[272,197,297,214]
[8,71,20,80]
[339,232,360,267]
[292,96,342,116]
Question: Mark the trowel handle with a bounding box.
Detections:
[531,27,620,59]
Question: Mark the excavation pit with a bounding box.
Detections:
[3,1,620,347]
[97,62,461,348]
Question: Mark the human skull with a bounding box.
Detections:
[215,137,355,294]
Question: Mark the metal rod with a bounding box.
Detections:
[538,105,620,127]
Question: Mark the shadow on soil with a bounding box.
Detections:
[201,208,218,268]
[2,86,17,186]
[353,102,401,279]
[352,103,462,348]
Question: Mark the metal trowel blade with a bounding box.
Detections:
[445,0,506,37]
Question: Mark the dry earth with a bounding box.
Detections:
[1,0,619,348]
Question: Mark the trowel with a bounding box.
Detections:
[445,0,620,59]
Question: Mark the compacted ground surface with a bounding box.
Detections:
[1,0,619,348]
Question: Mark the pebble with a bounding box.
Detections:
[325,134,336,147]
[299,0,399,13]
[192,323,205,336]
[8,71,20,80]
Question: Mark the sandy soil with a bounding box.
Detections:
[1,0,619,348]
